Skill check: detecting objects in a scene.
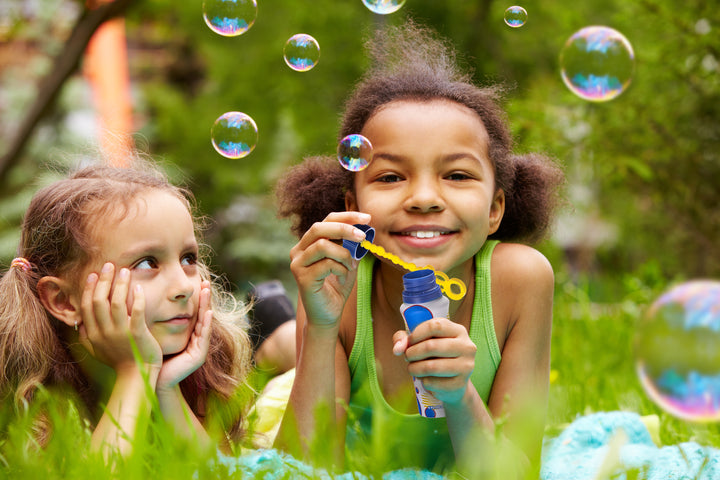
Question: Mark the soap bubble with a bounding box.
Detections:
[559,26,635,102]
[211,112,258,159]
[338,134,373,172]
[634,281,720,422]
[283,34,320,72]
[202,0,257,37]
[504,6,527,28]
[362,0,406,15]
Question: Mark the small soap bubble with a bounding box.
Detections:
[202,0,257,37]
[559,26,635,102]
[338,134,373,172]
[211,111,258,159]
[504,6,527,28]
[362,0,406,15]
[283,34,320,72]
[634,281,720,422]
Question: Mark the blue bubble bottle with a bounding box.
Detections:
[400,269,448,418]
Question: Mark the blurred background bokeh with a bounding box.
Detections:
[1,0,718,300]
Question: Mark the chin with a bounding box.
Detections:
[160,336,192,356]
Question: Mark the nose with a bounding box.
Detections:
[167,266,195,302]
[404,176,444,213]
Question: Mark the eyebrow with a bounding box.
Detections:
[372,152,484,164]
[118,240,199,263]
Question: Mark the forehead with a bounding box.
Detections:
[361,99,491,159]
[369,98,488,129]
[88,190,195,256]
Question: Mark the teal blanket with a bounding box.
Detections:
[216,412,719,479]
[541,412,720,480]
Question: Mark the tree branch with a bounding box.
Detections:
[0,0,135,185]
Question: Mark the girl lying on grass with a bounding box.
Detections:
[0,159,252,457]
[276,22,564,475]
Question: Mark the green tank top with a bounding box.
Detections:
[345,240,501,472]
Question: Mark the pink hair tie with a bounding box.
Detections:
[11,257,32,272]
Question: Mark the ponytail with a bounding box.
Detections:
[276,156,353,238]
[0,262,88,445]
[490,153,565,244]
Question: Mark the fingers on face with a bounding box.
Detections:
[81,262,117,333]
[198,283,211,313]
[129,284,146,332]
[110,267,131,322]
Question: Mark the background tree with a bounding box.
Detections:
[1,0,718,298]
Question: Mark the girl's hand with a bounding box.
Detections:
[79,263,163,373]
[290,212,371,328]
[156,281,213,391]
[392,318,477,405]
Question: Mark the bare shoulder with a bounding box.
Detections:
[491,242,554,290]
[491,243,555,334]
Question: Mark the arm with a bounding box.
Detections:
[155,282,213,448]
[275,211,369,466]
[79,264,163,457]
[392,245,553,470]
[483,245,554,468]
[276,304,352,465]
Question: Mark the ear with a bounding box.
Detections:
[345,189,358,212]
[37,276,82,328]
[488,189,505,235]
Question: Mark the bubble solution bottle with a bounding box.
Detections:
[400,269,449,418]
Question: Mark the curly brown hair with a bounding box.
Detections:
[277,22,564,244]
[0,159,252,446]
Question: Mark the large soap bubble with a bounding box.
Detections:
[283,34,321,72]
[634,281,720,422]
[362,0,406,15]
[202,0,257,37]
[338,134,373,172]
[560,26,635,102]
[211,111,258,159]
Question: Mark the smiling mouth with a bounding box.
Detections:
[397,230,454,238]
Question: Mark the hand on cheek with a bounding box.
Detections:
[156,281,213,391]
[79,262,162,373]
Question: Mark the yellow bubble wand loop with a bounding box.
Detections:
[359,240,467,301]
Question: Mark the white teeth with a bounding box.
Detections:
[407,231,442,238]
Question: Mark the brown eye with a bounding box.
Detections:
[181,253,198,266]
[377,174,402,183]
[133,258,157,270]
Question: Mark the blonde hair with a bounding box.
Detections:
[0,160,252,445]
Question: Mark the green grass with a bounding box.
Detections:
[2,264,720,478]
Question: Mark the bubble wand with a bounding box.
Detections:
[343,224,467,301]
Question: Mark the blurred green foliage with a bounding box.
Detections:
[0,0,718,295]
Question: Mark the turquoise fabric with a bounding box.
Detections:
[541,411,720,480]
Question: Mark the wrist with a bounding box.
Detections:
[156,383,182,397]
[304,321,340,339]
[115,362,160,387]
[443,379,478,409]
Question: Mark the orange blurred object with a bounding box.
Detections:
[84,0,133,166]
